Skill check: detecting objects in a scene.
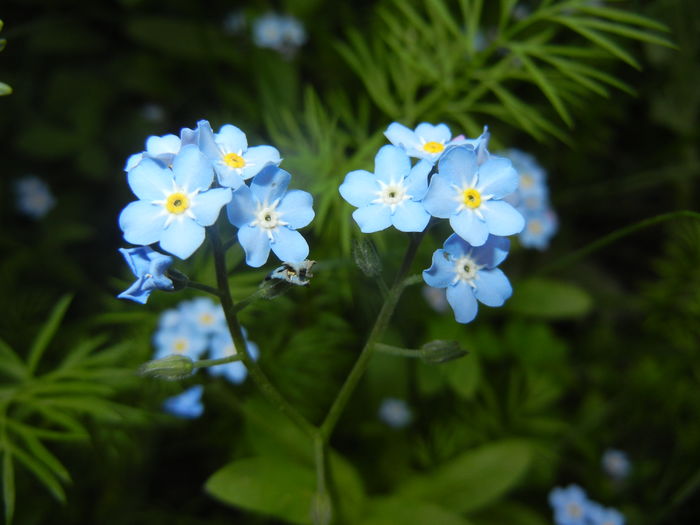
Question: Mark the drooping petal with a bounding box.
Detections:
[119,201,167,245]
[446,282,479,324]
[384,122,419,150]
[374,145,411,184]
[422,174,458,218]
[127,159,172,201]
[391,201,430,232]
[352,204,392,233]
[476,156,519,198]
[474,268,512,307]
[238,224,271,267]
[480,200,525,236]
[241,145,281,180]
[119,247,151,276]
[437,145,478,186]
[270,228,309,263]
[117,278,150,304]
[172,145,214,192]
[339,170,379,208]
[422,249,455,288]
[160,218,206,259]
[415,122,451,144]
[251,165,291,204]
[443,233,471,258]
[472,235,510,268]
[278,190,314,229]
[227,185,257,227]
[450,209,489,246]
[190,188,232,226]
[215,124,248,153]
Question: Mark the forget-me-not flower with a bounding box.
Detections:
[208,328,259,384]
[163,385,204,419]
[253,13,307,54]
[227,164,314,267]
[385,122,490,164]
[339,145,431,233]
[119,145,232,259]
[196,120,281,189]
[423,145,524,246]
[153,322,208,361]
[587,503,625,525]
[423,234,512,324]
[378,398,413,428]
[117,246,174,304]
[602,449,631,481]
[549,485,591,525]
[179,297,226,336]
[14,176,55,219]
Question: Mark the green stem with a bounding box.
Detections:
[374,343,421,358]
[192,353,243,369]
[185,280,222,298]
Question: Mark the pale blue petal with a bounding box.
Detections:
[190,188,232,226]
[352,204,392,233]
[271,228,309,263]
[474,268,512,307]
[251,165,291,203]
[471,235,510,268]
[117,279,150,304]
[481,201,525,236]
[423,174,458,218]
[172,145,214,192]
[119,247,151,276]
[438,145,478,186]
[391,201,430,232]
[238,225,271,267]
[119,201,166,245]
[216,124,248,153]
[196,120,221,161]
[423,249,455,288]
[278,190,314,229]
[241,145,281,180]
[447,282,479,324]
[476,156,518,198]
[160,218,206,259]
[339,170,378,208]
[179,125,197,146]
[384,122,419,150]
[374,145,411,183]
[223,362,248,383]
[124,153,143,172]
[405,159,432,200]
[127,158,172,201]
[415,122,451,143]
[227,185,257,227]
[443,233,471,258]
[216,168,245,190]
[450,210,489,246]
[146,134,180,157]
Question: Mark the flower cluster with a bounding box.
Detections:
[549,485,625,525]
[501,149,558,250]
[339,122,525,324]
[117,120,314,280]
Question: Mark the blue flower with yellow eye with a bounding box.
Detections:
[385,122,490,164]
[423,234,512,324]
[549,485,591,525]
[163,385,204,419]
[117,246,174,304]
[153,321,208,361]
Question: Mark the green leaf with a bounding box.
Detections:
[360,497,475,525]
[8,443,66,502]
[0,338,27,380]
[397,440,533,513]
[507,278,593,318]
[472,501,549,525]
[444,353,481,400]
[572,17,675,49]
[3,452,14,525]
[0,82,12,96]
[27,295,72,375]
[14,428,70,483]
[577,5,670,32]
[513,51,573,126]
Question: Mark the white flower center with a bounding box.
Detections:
[372,179,411,213]
[251,199,288,240]
[453,255,483,288]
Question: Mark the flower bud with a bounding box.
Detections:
[352,238,382,277]
[420,340,468,364]
[139,354,194,381]
[166,268,189,291]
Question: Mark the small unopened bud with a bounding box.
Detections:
[166,268,189,291]
[139,354,194,381]
[310,491,332,525]
[420,340,468,364]
[352,238,382,277]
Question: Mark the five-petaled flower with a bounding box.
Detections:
[117,246,174,304]
[385,122,490,164]
[549,485,591,525]
[339,145,432,233]
[423,234,512,324]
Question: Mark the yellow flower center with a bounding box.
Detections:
[423,141,445,154]
[165,192,190,214]
[528,219,542,234]
[566,503,582,518]
[462,188,482,209]
[223,152,246,169]
[173,338,189,353]
[199,313,214,325]
[520,173,534,188]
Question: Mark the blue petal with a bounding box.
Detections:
[476,156,519,198]
[278,190,314,229]
[146,134,180,157]
[339,170,379,208]
[119,201,167,245]
[216,167,245,190]
[124,153,143,172]
[423,249,455,288]
[450,210,489,246]
[251,165,291,204]
[196,120,221,161]
[443,233,471,258]
[190,188,232,226]
[352,204,392,233]
[404,159,432,200]
[271,228,309,262]
[415,122,451,143]
[471,235,510,268]
[422,174,458,219]
[392,201,430,232]
[127,158,172,201]
[374,145,411,183]
[238,224,271,267]
[179,124,198,146]
[481,200,525,236]
[446,282,479,323]
[384,122,419,150]
[119,247,150,276]
[160,218,206,259]
[118,278,151,304]
[227,185,257,227]
[438,145,478,186]
[172,144,214,192]
[474,268,512,306]
[241,145,281,180]
[216,124,248,153]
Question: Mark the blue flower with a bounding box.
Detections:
[423,145,524,246]
[153,322,208,361]
[163,385,204,419]
[588,503,625,525]
[124,125,198,172]
[119,145,232,259]
[519,209,558,250]
[14,176,55,219]
[423,234,512,324]
[384,122,490,164]
[602,449,631,481]
[117,247,174,304]
[339,145,431,233]
[196,120,281,189]
[549,485,590,525]
[227,165,314,268]
[179,297,226,336]
[378,398,413,428]
[208,328,259,384]
[253,13,307,53]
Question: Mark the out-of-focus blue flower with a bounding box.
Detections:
[196,120,281,189]
[119,145,232,259]
[422,286,450,313]
[378,398,413,428]
[549,485,590,525]
[227,165,314,267]
[519,209,558,250]
[587,503,625,525]
[153,322,208,361]
[179,297,226,336]
[223,10,246,35]
[253,13,307,54]
[208,328,259,384]
[141,104,166,123]
[423,146,524,246]
[339,145,431,233]
[385,122,490,164]
[602,449,631,481]
[117,247,174,304]
[163,385,204,419]
[14,176,55,219]
[423,234,512,324]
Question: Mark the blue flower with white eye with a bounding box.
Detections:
[179,297,226,336]
[423,145,524,246]
[587,503,625,525]
[339,145,431,233]
[163,385,204,419]
[124,125,198,172]
[378,398,413,428]
[196,120,281,189]
[14,176,55,219]
[385,122,490,164]
[227,164,314,268]
[117,247,174,304]
[153,321,208,361]
[549,485,591,525]
[423,234,512,324]
[208,328,259,384]
[602,449,631,481]
[119,145,232,260]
